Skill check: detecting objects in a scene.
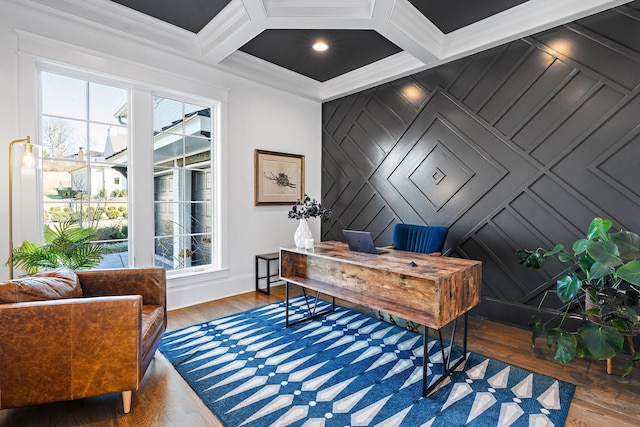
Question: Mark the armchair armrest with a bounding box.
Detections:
[76,268,166,307]
[0,296,142,409]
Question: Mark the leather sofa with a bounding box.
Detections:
[0,267,166,413]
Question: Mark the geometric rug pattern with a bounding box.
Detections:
[159,296,575,426]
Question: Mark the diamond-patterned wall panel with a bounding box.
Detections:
[321,1,640,328]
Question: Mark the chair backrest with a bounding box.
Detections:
[392,224,448,254]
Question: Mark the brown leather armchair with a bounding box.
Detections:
[0,267,166,413]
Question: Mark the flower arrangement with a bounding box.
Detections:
[288,194,332,221]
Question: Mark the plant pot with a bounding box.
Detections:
[294,218,313,248]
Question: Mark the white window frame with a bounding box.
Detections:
[16,32,229,285]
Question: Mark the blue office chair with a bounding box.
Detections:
[392,224,448,255]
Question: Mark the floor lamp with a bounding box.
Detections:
[8,136,34,280]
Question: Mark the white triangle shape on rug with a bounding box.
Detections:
[288,361,328,383]
[205,367,257,390]
[466,391,498,423]
[301,418,326,427]
[351,394,392,426]
[197,360,246,382]
[250,338,287,354]
[293,320,324,334]
[302,368,342,392]
[365,352,397,372]
[253,303,280,313]
[238,394,293,426]
[265,348,305,365]
[370,326,395,339]
[373,405,412,427]
[382,358,414,380]
[271,405,310,426]
[358,322,381,335]
[397,335,421,351]
[229,327,265,341]
[511,373,533,399]
[303,326,334,339]
[442,382,473,411]
[313,330,344,345]
[347,318,371,330]
[171,335,211,351]
[277,354,316,374]
[497,402,524,427]
[180,346,226,365]
[164,329,205,344]
[335,313,362,326]
[188,351,235,372]
[219,377,271,404]
[215,317,252,329]
[237,331,274,346]
[177,340,221,358]
[333,385,374,413]
[429,346,451,364]
[400,367,423,390]
[488,366,511,389]
[326,335,356,351]
[336,339,367,356]
[351,346,382,364]
[163,325,201,339]
[316,376,357,401]
[222,322,258,336]
[206,314,241,325]
[325,309,350,321]
[466,358,490,380]
[529,413,555,427]
[384,330,408,345]
[537,381,561,410]
[419,417,436,427]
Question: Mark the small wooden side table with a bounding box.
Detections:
[255,252,280,295]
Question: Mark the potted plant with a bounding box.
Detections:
[516,217,640,375]
[9,220,108,274]
[288,194,332,248]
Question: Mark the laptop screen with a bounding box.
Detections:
[342,230,389,254]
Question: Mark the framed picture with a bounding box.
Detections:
[254,149,305,205]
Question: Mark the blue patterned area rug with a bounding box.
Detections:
[159,297,575,426]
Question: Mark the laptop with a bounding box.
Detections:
[342,230,390,255]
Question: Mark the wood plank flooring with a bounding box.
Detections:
[1,285,638,426]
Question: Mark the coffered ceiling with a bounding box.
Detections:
[28,0,629,100]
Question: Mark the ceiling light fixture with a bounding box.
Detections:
[312,40,329,52]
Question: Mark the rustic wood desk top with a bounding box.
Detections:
[280,241,482,329]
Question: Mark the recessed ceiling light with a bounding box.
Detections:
[312,40,329,52]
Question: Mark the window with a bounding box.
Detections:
[39,70,219,273]
[40,71,129,268]
[153,97,213,271]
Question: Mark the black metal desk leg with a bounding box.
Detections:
[423,326,429,397]
[285,281,290,327]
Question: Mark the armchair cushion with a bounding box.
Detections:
[0,267,81,304]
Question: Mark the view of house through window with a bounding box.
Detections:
[153,97,213,271]
[41,71,130,268]
[40,72,215,272]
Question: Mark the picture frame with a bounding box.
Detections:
[254,149,305,205]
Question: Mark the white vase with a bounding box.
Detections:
[294,218,313,248]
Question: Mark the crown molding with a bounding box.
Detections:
[199,1,255,62]
[262,0,374,18]
[442,0,631,60]
[321,51,425,101]
[26,0,199,55]
[218,51,323,100]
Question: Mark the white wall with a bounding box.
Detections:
[0,0,321,309]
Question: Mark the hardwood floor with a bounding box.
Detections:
[1,285,638,426]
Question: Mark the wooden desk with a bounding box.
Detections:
[279,241,482,396]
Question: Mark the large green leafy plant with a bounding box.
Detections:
[9,221,107,274]
[516,217,640,375]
